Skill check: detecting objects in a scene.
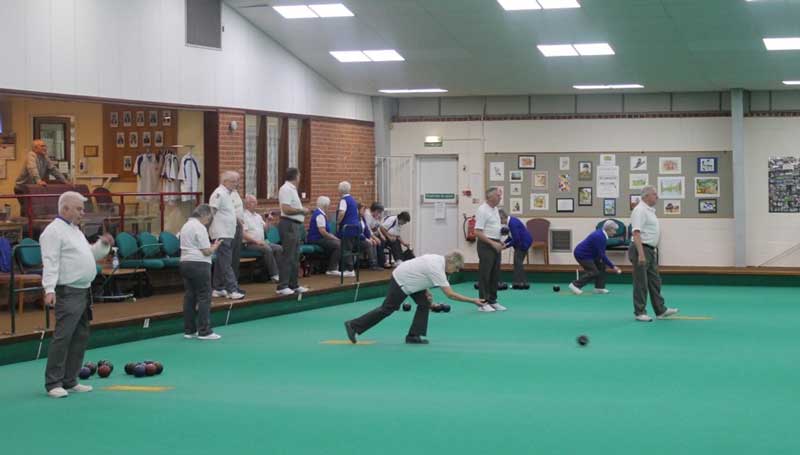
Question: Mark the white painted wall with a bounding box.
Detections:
[0,0,372,121]
[391,118,739,266]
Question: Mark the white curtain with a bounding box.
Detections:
[244,115,258,197]
[288,118,299,169]
[266,117,281,199]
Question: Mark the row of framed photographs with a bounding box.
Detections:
[505,155,718,175]
[508,193,718,216]
[505,175,721,198]
[110,110,172,128]
[115,131,165,148]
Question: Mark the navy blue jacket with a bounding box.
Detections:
[574,229,615,268]
[337,194,360,238]
[504,216,533,251]
[307,208,327,243]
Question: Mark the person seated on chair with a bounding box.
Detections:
[242,194,283,283]
[307,196,346,276]
[364,202,388,267]
[335,181,359,277]
[499,209,533,290]
[380,211,413,265]
[359,203,383,271]
[569,220,622,295]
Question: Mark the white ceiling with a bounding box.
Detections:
[225,0,800,96]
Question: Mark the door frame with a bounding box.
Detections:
[33,116,72,165]
[414,153,459,253]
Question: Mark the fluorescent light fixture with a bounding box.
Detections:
[497,0,541,10]
[363,49,405,62]
[537,44,578,57]
[573,84,644,90]
[537,0,580,8]
[272,5,317,18]
[330,51,370,62]
[424,136,443,146]
[782,80,800,85]
[308,3,354,17]
[764,37,800,51]
[379,88,448,94]
[574,42,615,56]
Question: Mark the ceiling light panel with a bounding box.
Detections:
[379,89,448,94]
[308,3,354,17]
[764,38,800,50]
[330,51,370,62]
[782,80,800,85]
[573,42,615,56]
[537,44,578,57]
[363,49,405,62]
[537,0,580,9]
[573,84,644,90]
[497,0,541,10]
[272,5,317,19]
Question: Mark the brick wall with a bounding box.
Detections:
[218,111,246,189]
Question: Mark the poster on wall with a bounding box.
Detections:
[603,198,616,216]
[142,131,152,147]
[658,176,685,199]
[510,183,522,195]
[659,157,682,174]
[509,170,524,182]
[518,155,536,169]
[768,157,800,212]
[578,187,593,206]
[110,112,119,128]
[694,177,720,197]
[559,157,570,171]
[664,200,681,215]
[629,173,649,190]
[630,156,647,171]
[509,198,523,215]
[154,131,164,147]
[533,171,548,188]
[135,111,145,127]
[489,162,505,181]
[115,132,125,148]
[531,193,549,210]
[558,174,571,192]
[599,154,616,166]
[149,111,159,127]
[123,111,132,127]
[596,165,619,198]
[578,161,592,181]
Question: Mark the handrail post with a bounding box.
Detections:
[26,196,33,238]
[119,194,126,232]
[159,193,165,232]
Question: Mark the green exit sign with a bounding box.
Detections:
[423,193,456,202]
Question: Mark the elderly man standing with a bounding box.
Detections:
[209,171,244,300]
[629,186,679,322]
[336,181,360,276]
[277,167,310,296]
[230,179,246,289]
[474,187,506,312]
[41,191,114,398]
[242,194,283,283]
[569,220,622,295]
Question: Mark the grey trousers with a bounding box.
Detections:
[232,223,243,281]
[362,240,378,267]
[45,286,91,391]
[340,236,357,271]
[278,218,303,290]
[347,277,430,337]
[314,238,341,271]
[246,242,283,278]
[512,248,528,285]
[212,237,237,293]
[477,239,501,302]
[572,257,607,289]
[180,261,213,336]
[628,245,667,316]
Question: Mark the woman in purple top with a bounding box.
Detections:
[569,220,622,295]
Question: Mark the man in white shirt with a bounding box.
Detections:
[344,252,486,344]
[364,202,387,267]
[277,167,310,296]
[41,191,114,398]
[209,171,244,300]
[230,182,245,285]
[474,187,506,312]
[380,211,413,265]
[242,194,283,282]
[629,186,678,322]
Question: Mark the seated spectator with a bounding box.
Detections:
[307,196,347,276]
[242,194,283,283]
[364,202,388,267]
[179,204,222,340]
[380,211,413,265]
[359,203,383,271]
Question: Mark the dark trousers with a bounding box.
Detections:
[314,237,341,271]
[180,261,213,336]
[376,239,386,266]
[477,239,501,302]
[245,243,283,278]
[45,286,91,391]
[512,248,528,285]
[232,223,243,281]
[628,245,667,316]
[572,257,607,289]
[340,236,357,271]
[362,240,378,267]
[387,239,414,262]
[347,277,430,337]
[278,218,302,290]
[212,238,237,293]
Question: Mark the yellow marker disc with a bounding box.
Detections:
[320,339,376,345]
[102,385,174,392]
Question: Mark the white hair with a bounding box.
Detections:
[221,170,239,182]
[58,191,87,213]
[602,220,618,233]
[317,196,330,208]
[338,181,351,194]
[641,185,657,197]
[445,251,465,270]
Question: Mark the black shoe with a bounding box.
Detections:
[344,321,357,344]
[405,335,429,344]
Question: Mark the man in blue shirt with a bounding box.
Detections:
[569,220,622,295]
[499,210,533,289]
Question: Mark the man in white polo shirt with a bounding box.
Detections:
[474,187,506,312]
[629,186,678,322]
[242,194,283,283]
[277,167,310,296]
[209,171,244,300]
[344,252,485,344]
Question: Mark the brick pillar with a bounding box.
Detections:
[218,110,246,189]
[309,119,376,206]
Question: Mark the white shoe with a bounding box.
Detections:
[197,332,222,340]
[490,303,507,311]
[227,291,245,300]
[635,314,653,322]
[593,288,610,294]
[394,260,403,266]
[212,289,227,298]
[478,304,496,312]
[47,387,68,398]
[569,283,583,295]
[326,270,340,276]
[183,332,197,339]
[68,384,93,393]
[276,288,295,296]
[270,275,280,283]
[295,286,310,293]
[342,270,356,277]
[657,308,679,319]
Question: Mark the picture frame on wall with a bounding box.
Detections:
[533,171,548,188]
[559,156,570,171]
[603,198,616,216]
[115,132,125,148]
[135,111,145,127]
[129,132,139,148]
[489,162,505,181]
[122,111,132,127]
[110,112,119,128]
[83,145,98,157]
[629,194,641,210]
[699,198,718,214]
[556,197,574,213]
[142,131,152,147]
[697,157,718,174]
[659,157,682,174]
[694,176,720,197]
[509,170,524,182]
[558,174,571,192]
[149,111,159,127]
[578,187,593,206]
[578,161,592,181]
[657,176,685,199]
[664,200,681,215]
[509,198,523,215]
[154,131,164,147]
[629,173,649,190]
[518,155,536,169]
[510,183,522,196]
[599,154,616,166]
[531,193,549,210]
[162,111,173,127]
[123,155,133,171]
[630,156,647,171]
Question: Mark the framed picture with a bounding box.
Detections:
[518,155,536,169]
[603,198,616,216]
[135,111,145,127]
[629,194,641,210]
[658,176,685,199]
[663,200,681,215]
[531,193,549,210]
[697,157,718,174]
[128,132,139,148]
[162,110,172,127]
[509,197,523,215]
[509,170,524,182]
[142,131,152,147]
[629,173,649,190]
[122,111,132,127]
[109,112,119,128]
[556,198,574,213]
[599,154,616,166]
[699,198,718,214]
[154,131,164,147]
[659,157,681,174]
[578,187,593,206]
[558,174,571,192]
[694,176,720,197]
[489,162,505,181]
[149,110,159,127]
[559,156,570,171]
[578,161,592,181]
[533,171,548,188]
[83,145,98,157]
[630,156,647,171]
[123,155,133,171]
[115,132,125,148]
[510,183,522,196]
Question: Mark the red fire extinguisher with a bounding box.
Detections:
[463,214,476,242]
